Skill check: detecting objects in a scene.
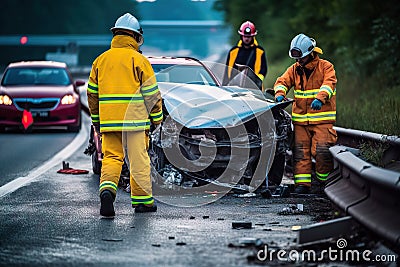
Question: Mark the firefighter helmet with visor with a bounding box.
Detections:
[289,33,316,59]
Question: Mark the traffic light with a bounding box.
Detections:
[20,36,28,45]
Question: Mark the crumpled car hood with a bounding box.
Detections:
[158,82,277,128]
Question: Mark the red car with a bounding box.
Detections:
[0,61,85,132]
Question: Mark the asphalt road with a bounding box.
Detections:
[0,129,77,186]
[0,113,335,266]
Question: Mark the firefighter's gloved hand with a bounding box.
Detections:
[311,99,323,110]
[275,96,284,103]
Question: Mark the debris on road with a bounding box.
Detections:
[232,221,252,229]
[101,238,123,242]
[228,237,264,248]
[278,204,304,215]
[237,192,257,198]
[57,161,89,175]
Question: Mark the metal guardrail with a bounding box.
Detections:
[334,126,400,167]
[325,144,400,249]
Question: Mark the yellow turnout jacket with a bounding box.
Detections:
[87,35,163,132]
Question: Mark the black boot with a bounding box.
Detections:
[294,185,310,194]
[100,190,115,217]
[134,203,157,213]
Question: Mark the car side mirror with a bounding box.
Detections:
[75,80,86,87]
[74,79,86,93]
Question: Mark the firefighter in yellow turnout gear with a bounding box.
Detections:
[87,13,163,216]
[274,33,337,194]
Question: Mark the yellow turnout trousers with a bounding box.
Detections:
[99,131,154,206]
[293,124,337,187]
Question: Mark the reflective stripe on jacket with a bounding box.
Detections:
[273,55,337,125]
[87,35,163,132]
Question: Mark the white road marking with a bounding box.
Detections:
[0,125,89,198]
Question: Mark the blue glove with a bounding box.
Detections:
[275,95,284,102]
[311,99,323,110]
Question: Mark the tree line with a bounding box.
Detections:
[214,0,400,135]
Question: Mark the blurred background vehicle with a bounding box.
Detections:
[0,61,85,132]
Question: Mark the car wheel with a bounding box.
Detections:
[267,153,285,186]
[92,153,101,175]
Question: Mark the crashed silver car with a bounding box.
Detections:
[86,57,293,194]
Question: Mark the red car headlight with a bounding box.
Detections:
[61,94,76,105]
[0,95,12,105]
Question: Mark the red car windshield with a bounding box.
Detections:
[1,67,71,86]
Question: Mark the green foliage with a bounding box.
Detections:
[359,141,390,167]
[215,0,400,136]
[0,0,137,34]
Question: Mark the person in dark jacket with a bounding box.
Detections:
[223,20,267,90]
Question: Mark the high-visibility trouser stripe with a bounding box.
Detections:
[91,114,99,123]
[316,171,330,181]
[274,85,288,94]
[320,85,335,99]
[294,174,311,184]
[150,110,163,122]
[99,181,118,192]
[100,120,150,131]
[141,83,159,96]
[257,73,264,81]
[292,111,336,122]
[131,196,154,205]
[87,82,98,94]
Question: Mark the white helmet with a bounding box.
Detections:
[110,13,143,36]
[289,33,316,59]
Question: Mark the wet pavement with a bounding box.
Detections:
[0,136,339,267]
[3,120,397,266]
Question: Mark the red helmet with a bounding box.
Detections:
[238,21,257,36]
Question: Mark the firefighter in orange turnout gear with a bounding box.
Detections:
[87,13,163,216]
[273,33,337,194]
